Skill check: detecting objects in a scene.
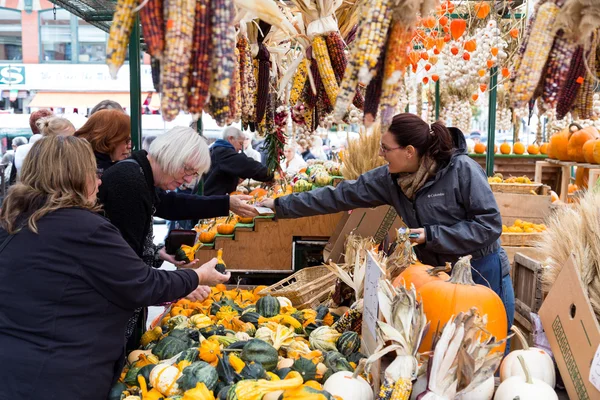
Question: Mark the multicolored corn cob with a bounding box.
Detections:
[332,304,363,333]
[208,96,230,127]
[334,0,393,121]
[255,43,271,125]
[187,0,212,115]
[512,1,560,108]
[289,58,309,106]
[209,0,236,98]
[378,378,412,400]
[541,31,576,108]
[313,35,339,106]
[228,48,242,124]
[160,0,196,121]
[511,0,548,85]
[237,35,256,129]
[139,0,164,59]
[106,0,137,79]
[150,56,161,92]
[574,43,596,120]
[556,46,585,119]
[379,22,413,128]
[363,49,385,125]
[325,31,365,110]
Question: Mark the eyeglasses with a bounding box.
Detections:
[380,143,402,154]
[183,166,200,179]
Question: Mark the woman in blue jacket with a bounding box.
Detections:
[262,113,515,330]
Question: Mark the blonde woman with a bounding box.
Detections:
[98,126,255,351]
[0,136,229,399]
[36,116,76,137]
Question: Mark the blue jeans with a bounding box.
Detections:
[471,251,516,353]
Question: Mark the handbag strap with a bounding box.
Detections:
[0,233,15,254]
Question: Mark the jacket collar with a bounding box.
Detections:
[95,152,115,171]
[212,139,235,150]
[130,150,156,191]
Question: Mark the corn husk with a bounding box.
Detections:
[341,123,387,180]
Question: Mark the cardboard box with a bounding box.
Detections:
[539,257,600,400]
[323,206,404,263]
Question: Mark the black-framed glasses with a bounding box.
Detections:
[380,143,402,154]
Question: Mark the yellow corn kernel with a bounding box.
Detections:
[289,58,309,106]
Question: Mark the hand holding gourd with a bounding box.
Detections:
[196,257,231,285]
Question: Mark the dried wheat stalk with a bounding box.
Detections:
[341,123,387,180]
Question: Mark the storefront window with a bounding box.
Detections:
[0,9,22,61]
[40,9,73,62]
[78,19,107,63]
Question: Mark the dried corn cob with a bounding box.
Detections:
[379,22,413,129]
[313,35,340,106]
[139,0,164,59]
[574,43,596,120]
[363,49,385,125]
[511,0,549,85]
[187,0,212,115]
[228,48,242,124]
[325,31,365,110]
[556,46,585,119]
[512,1,560,109]
[289,58,309,106]
[255,43,271,125]
[106,0,137,79]
[334,0,393,121]
[237,35,256,130]
[150,56,161,92]
[332,304,362,333]
[160,0,196,121]
[209,0,236,98]
[208,96,230,127]
[541,30,576,108]
[378,378,411,400]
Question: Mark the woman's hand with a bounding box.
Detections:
[196,258,231,285]
[230,195,259,217]
[259,198,275,211]
[410,228,426,245]
[186,285,211,302]
[159,247,200,268]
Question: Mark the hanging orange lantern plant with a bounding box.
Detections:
[478,69,486,77]
[435,37,446,50]
[464,40,477,52]
[480,83,487,92]
[429,55,439,65]
[487,59,495,68]
[431,74,439,82]
[421,51,429,60]
[474,2,491,19]
[408,51,421,66]
[472,94,479,101]
[462,52,471,61]
[451,47,459,55]
[425,64,432,71]
[501,67,510,78]
[491,47,499,56]
[422,16,437,29]
[424,36,436,50]
[439,15,449,26]
[450,19,467,40]
[444,34,451,42]
[423,77,430,84]
[509,28,519,38]
[433,48,440,55]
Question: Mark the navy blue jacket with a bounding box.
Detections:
[0,208,198,399]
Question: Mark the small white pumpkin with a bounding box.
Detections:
[149,364,183,397]
[324,370,373,400]
[461,376,494,400]
[494,355,558,400]
[500,326,555,388]
[277,296,293,308]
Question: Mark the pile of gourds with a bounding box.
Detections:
[110,285,371,400]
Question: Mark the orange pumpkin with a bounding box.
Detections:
[500,141,511,154]
[473,142,486,154]
[450,19,466,40]
[199,230,216,243]
[513,141,525,155]
[392,263,450,290]
[550,190,559,202]
[494,144,498,153]
[527,143,540,155]
[249,188,268,198]
[550,124,580,161]
[539,142,549,155]
[474,1,491,18]
[568,126,599,162]
[417,256,507,355]
[568,183,578,194]
[575,167,589,189]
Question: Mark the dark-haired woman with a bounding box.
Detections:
[262,113,515,330]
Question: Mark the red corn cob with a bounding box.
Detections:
[139,0,164,59]
[556,46,585,119]
[187,0,212,115]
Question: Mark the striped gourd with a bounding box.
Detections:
[289,58,309,106]
[106,0,137,79]
[139,0,164,59]
[237,35,256,129]
[379,22,413,128]
[574,42,596,120]
[334,0,393,121]
[541,31,576,108]
[313,35,339,106]
[160,0,196,121]
[209,0,236,98]
[228,48,242,124]
[187,0,212,115]
[556,46,585,119]
[512,1,560,108]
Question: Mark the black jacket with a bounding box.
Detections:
[98,151,230,257]
[95,151,116,177]
[0,208,198,399]
[204,143,274,196]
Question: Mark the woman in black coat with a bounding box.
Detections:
[0,136,230,399]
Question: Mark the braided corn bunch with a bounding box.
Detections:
[106,0,137,79]
[228,48,242,125]
[237,35,256,130]
[313,35,340,106]
[187,0,212,115]
[334,0,393,121]
[556,46,585,119]
[160,0,195,121]
[541,31,576,108]
[209,0,236,98]
[289,58,309,106]
[379,22,413,129]
[139,0,164,59]
[574,43,597,119]
[512,2,560,108]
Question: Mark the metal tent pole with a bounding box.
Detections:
[486,66,498,177]
[435,80,440,120]
[129,16,142,150]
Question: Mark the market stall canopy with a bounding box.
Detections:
[28,92,151,109]
[47,0,116,32]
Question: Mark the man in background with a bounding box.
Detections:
[242,132,261,162]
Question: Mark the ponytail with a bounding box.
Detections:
[427,121,454,162]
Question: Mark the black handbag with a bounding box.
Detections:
[164,229,197,254]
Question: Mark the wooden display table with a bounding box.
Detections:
[534,159,600,201]
[470,154,560,188]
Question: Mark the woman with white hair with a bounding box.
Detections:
[98,126,254,352]
[282,143,306,176]
[242,131,262,162]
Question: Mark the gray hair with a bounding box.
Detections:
[222,126,244,140]
[12,136,28,147]
[90,100,124,116]
[36,117,76,137]
[148,127,211,177]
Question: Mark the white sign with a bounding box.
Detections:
[363,251,384,345]
[589,344,600,391]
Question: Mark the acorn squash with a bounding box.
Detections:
[241,362,268,380]
[256,295,281,318]
[239,311,261,326]
[177,348,200,363]
[152,330,194,360]
[241,339,279,371]
[292,357,317,382]
[108,382,128,400]
[336,331,360,358]
[217,354,242,385]
[176,360,219,391]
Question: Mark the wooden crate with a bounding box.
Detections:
[503,246,543,267]
[501,232,544,247]
[512,253,546,345]
[470,154,561,188]
[494,192,552,225]
[489,182,546,194]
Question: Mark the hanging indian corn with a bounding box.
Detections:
[325,30,365,110]
[574,41,596,120]
[160,0,196,121]
[187,0,212,116]
[255,21,273,124]
[288,58,309,106]
[237,35,256,130]
[209,0,236,98]
[139,0,164,59]
[313,35,339,106]
[363,49,385,126]
[228,48,242,125]
[106,0,137,79]
[556,46,586,119]
[541,30,576,109]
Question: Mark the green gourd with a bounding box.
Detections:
[336,331,360,357]
[176,360,219,391]
[256,295,280,318]
[241,339,279,371]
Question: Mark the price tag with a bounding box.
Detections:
[362,251,384,346]
[253,206,275,215]
[589,344,600,391]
